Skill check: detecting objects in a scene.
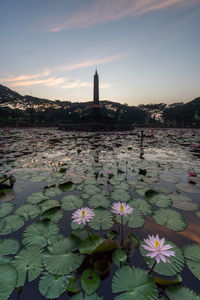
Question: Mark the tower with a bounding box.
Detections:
[93,69,99,104]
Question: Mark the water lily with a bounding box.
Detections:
[143,234,175,271]
[72,207,95,225]
[111,202,133,216]
[189,171,197,177]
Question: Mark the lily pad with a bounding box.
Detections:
[184,244,200,280]
[112,265,158,300]
[89,208,113,230]
[40,208,62,223]
[127,209,145,228]
[88,194,110,208]
[81,269,100,295]
[0,239,19,256]
[0,203,14,218]
[171,194,198,211]
[165,285,200,300]
[0,214,25,235]
[71,292,103,300]
[111,189,131,202]
[84,185,101,195]
[129,199,152,215]
[43,236,83,275]
[44,187,62,198]
[26,192,49,204]
[175,183,200,194]
[140,240,184,276]
[112,248,127,267]
[22,221,60,248]
[0,264,17,300]
[40,199,60,213]
[147,194,172,208]
[61,195,83,211]
[12,246,43,287]
[153,208,187,231]
[39,272,72,299]
[79,234,104,255]
[16,204,40,220]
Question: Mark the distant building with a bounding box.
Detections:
[91,69,101,109]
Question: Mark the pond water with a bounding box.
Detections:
[0,127,200,300]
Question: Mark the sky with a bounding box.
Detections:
[0,0,200,106]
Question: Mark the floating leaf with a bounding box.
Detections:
[12,246,43,287]
[40,199,60,213]
[89,208,113,230]
[0,264,17,300]
[79,234,104,254]
[129,199,152,215]
[112,266,158,300]
[26,192,48,204]
[165,285,200,300]
[171,194,198,211]
[88,194,110,208]
[71,292,103,300]
[81,269,100,295]
[15,204,40,220]
[112,249,127,267]
[0,239,19,256]
[84,185,101,195]
[140,240,184,276]
[153,275,182,286]
[184,244,200,280]
[111,189,131,202]
[0,214,25,235]
[175,183,200,194]
[39,272,72,299]
[43,236,83,275]
[95,239,115,253]
[71,177,83,184]
[40,208,62,223]
[135,187,149,197]
[0,203,14,218]
[59,181,74,191]
[68,277,81,293]
[147,194,172,208]
[127,209,145,228]
[153,208,187,231]
[61,195,83,211]
[44,187,62,198]
[22,221,60,248]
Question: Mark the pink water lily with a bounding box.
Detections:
[72,207,95,225]
[143,234,175,263]
[111,202,133,216]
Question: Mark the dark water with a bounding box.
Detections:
[0,127,200,299]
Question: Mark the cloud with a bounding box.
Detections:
[60,80,112,89]
[0,69,51,83]
[8,77,66,88]
[48,0,195,32]
[57,52,130,71]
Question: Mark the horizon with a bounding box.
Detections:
[0,0,200,105]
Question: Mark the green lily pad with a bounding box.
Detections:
[12,246,43,287]
[22,221,60,248]
[0,214,25,235]
[129,199,152,215]
[81,269,100,295]
[0,239,19,256]
[135,187,149,197]
[140,240,184,276]
[79,234,104,255]
[71,292,103,300]
[40,199,60,213]
[39,272,72,299]
[171,194,198,211]
[40,208,62,223]
[127,209,145,228]
[175,183,200,194]
[0,203,14,218]
[112,265,158,300]
[89,208,113,230]
[43,236,83,275]
[15,204,40,220]
[71,177,83,184]
[0,264,17,300]
[84,185,101,195]
[111,189,131,202]
[112,248,127,267]
[26,192,49,204]
[88,194,110,208]
[153,208,187,231]
[184,244,200,280]
[44,187,62,198]
[61,195,83,210]
[147,194,172,208]
[165,286,200,300]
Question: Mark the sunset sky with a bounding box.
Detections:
[0,0,200,105]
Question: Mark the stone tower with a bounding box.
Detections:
[93,69,99,104]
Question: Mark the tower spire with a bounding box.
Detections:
[93,69,99,104]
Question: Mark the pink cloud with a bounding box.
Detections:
[48,0,195,32]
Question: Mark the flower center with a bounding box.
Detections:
[120,205,124,211]
[155,240,159,248]
[82,210,86,217]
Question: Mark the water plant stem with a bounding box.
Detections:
[121,215,124,246]
[85,224,91,237]
[148,260,157,275]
